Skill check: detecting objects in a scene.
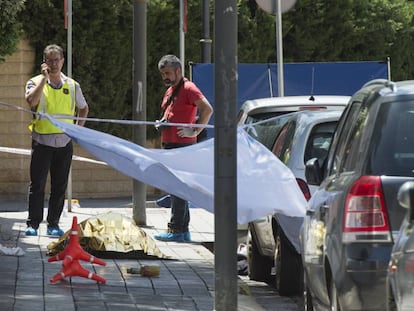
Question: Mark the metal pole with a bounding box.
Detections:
[214,0,238,310]
[387,56,391,80]
[132,0,147,225]
[276,0,284,96]
[179,0,185,76]
[66,0,73,212]
[201,0,211,63]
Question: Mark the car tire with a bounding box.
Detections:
[247,227,272,282]
[303,272,314,311]
[387,283,397,311]
[274,228,303,296]
[329,278,341,311]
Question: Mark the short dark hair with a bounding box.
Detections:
[158,55,181,71]
[43,44,64,59]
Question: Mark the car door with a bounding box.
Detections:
[302,100,365,305]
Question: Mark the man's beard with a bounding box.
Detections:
[163,79,175,87]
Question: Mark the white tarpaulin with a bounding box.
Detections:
[47,115,307,224]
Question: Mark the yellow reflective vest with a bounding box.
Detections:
[30,75,76,134]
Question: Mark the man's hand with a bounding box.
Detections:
[41,63,50,79]
[177,127,198,138]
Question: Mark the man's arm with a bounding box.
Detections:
[25,76,47,108]
[75,83,89,126]
[76,105,89,127]
[177,97,213,138]
[26,63,50,108]
[194,97,213,135]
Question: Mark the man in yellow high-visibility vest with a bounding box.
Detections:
[24,44,89,236]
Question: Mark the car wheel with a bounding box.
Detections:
[274,228,303,296]
[303,272,314,311]
[387,283,397,311]
[329,278,341,311]
[247,227,272,282]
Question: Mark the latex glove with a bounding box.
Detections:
[154,119,168,131]
[177,127,198,138]
[0,244,25,257]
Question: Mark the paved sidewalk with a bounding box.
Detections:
[0,199,300,311]
[0,200,298,311]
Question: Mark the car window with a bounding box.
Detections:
[328,101,363,175]
[272,120,297,164]
[339,104,369,173]
[244,114,292,149]
[369,100,414,176]
[245,111,293,124]
[304,121,337,164]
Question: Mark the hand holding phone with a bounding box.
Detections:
[41,62,50,77]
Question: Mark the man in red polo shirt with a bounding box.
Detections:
[154,54,213,242]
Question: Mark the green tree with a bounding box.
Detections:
[20,0,133,137]
[7,0,414,140]
[281,0,414,80]
[0,0,25,62]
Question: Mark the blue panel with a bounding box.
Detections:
[191,63,273,138]
[238,64,273,103]
[191,63,214,104]
[270,61,388,96]
[191,61,389,138]
[191,63,273,107]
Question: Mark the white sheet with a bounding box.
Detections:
[47,115,307,224]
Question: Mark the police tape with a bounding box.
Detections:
[0,100,279,133]
[0,101,212,163]
[0,101,214,130]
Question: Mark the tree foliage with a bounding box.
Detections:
[20,0,133,137]
[0,0,412,139]
[0,0,25,62]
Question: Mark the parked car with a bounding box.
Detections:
[301,79,414,310]
[387,181,414,311]
[236,94,350,278]
[246,109,344,296]
[237,95,350,149]
[237,96,349,295]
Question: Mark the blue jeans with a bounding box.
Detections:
[162,142,194,233]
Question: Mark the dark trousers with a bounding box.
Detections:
[162,142,194,233]
[169,196,190,232]
[27,140,73,229]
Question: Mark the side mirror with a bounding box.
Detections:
[305,157,323,186]
[398,181,414,224]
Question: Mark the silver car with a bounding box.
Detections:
[245,109,346,296]
[237,95,349,149]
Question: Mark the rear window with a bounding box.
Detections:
[244,114,292,149]
[369,100,414,176]
[244,111,294,124]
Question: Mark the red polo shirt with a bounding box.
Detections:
[160,79,205,144]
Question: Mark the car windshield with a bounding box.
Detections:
[369,100,414,176]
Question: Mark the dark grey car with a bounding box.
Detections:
[301,79,414,311]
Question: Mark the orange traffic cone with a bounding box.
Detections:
[48,216,106,284]
[50,259,106,283]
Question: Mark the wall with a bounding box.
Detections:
[0,40,160,201]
